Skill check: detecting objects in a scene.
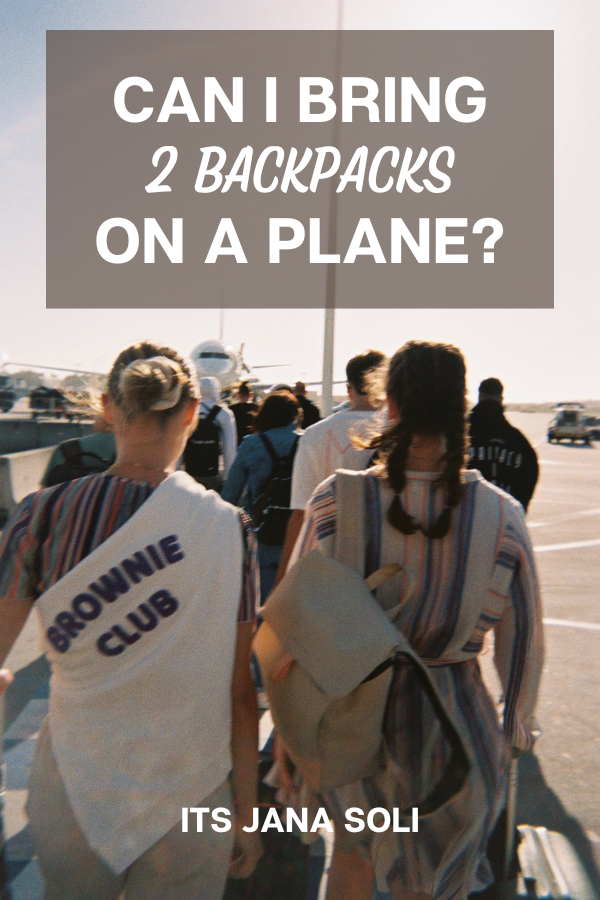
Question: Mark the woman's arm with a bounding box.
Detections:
[0,668,13,697]
[275,509,305,585]
[276,477,338,583]
[493,511,544,752]
[229,620,262,877]
[0,597,33,695]
[0,495,39,695]
[221,441,251,507]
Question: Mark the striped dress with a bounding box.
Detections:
[293,468,544,899]
[0,472,258,620]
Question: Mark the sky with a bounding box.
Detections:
[0,0,599,403]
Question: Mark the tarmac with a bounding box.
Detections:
[1,411,599,898]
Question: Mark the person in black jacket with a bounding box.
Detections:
[468,378,539,511]
[293,381,321,429]
[229,381,258,445]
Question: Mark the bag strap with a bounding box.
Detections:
[285,436,299,464]
[252,436,299,526]
[259,433,280,467]
[60,438,82,463]
[61,441,114,468]
[360,650,470,816]
[252,438,279,525]
[204,405,221,424]
[334,471,367,575]
[260,433,299,468]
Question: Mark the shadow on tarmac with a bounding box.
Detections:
[546,441,596,450]
[2,663,599,897]
[518,751,600,892]
[1,657,49,893]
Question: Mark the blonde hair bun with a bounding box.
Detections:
[118,356,185,417]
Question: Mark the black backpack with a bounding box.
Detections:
[183,406,221,479]
[252,434,299,546]
[43,438,115,487]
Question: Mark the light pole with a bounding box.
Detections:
[320,0,344,417]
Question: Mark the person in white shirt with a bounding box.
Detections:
[277,350,386,580]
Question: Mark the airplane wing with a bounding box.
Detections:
[5,362,105,376]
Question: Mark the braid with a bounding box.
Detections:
[382,422,411,494]
[383,421,418,534]
[440,416,467,509]
[369,341,467,539]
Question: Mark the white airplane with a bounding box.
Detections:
[189,339,288,393]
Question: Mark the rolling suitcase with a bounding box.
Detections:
[516,824,598,900]
[376,757,600,900]
[508,758,598,900]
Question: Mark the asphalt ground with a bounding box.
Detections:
[507,413,600,890]
[1,411,599,898]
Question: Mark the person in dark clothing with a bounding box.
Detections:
[293,381,321,429]
[223,390,301,601]
[468,377,539,511]
[229,382,258,445]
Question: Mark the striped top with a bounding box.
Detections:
[294,468,543,752]
[0,473,258,622]
[290,467,544,899]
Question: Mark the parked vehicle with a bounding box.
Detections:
[583,416,600,441]
[547,405,592,444]
[0,375,16,413]
[0,390,15,413]
[29,387,73,420]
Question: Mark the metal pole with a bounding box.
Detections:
[322,305,335,417]
[320,0,344,418]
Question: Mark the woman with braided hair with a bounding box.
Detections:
[285,341,544,900]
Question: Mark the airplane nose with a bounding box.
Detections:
[196,357,232,376]
[190,341,238,390]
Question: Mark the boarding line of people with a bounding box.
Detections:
[0,339,543,900]
[41,362,540,518]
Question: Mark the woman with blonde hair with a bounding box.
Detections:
[0,341,261,900]
[284,341,543,900]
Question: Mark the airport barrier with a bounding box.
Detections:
[0,447,54,529]
[0,418,94,455]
